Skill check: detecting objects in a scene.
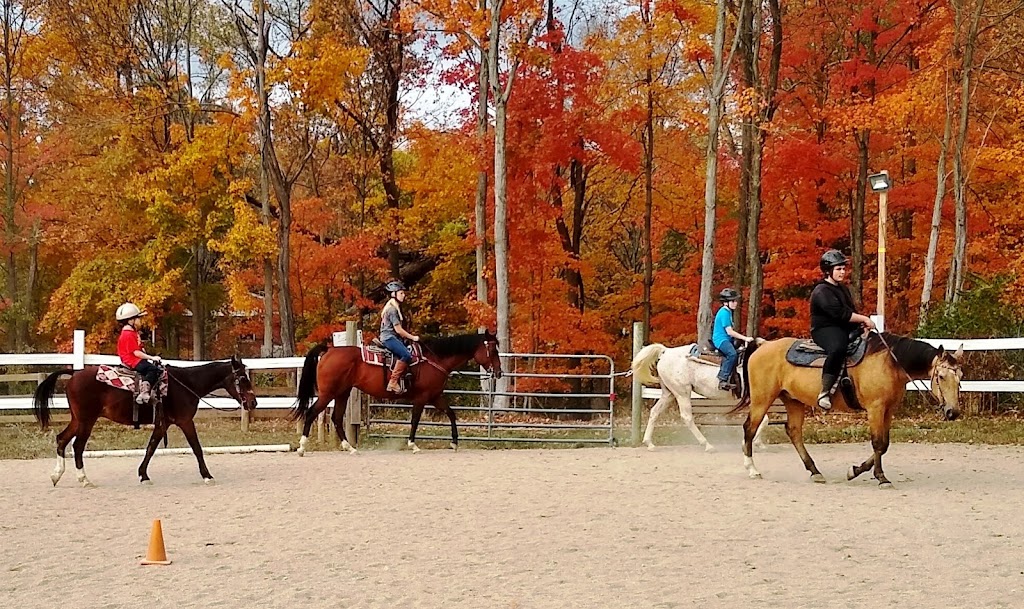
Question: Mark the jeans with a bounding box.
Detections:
[716,339,739,382]
[382,336,413,364]
[811,326,849,377]
[134,360,163,386]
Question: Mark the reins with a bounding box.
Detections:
[163,365,250,412]
[873,331,945,410]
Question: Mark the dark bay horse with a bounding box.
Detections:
[740,332,963,486]
[33,356,258,487]
[292,332,502,454]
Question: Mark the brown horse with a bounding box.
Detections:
[740,332,963,486]
[33,356,258,487]
[291,332,502,454]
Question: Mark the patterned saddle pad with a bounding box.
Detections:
[785,338,869,368]
[360,342,424,367]
[96,365,169,399]
[688,344,724,366]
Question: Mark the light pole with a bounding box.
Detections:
[867,171,891,331]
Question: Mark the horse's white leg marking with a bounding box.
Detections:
[744,455,761,479]
[297,435,308,456]
[51,455,66,486]
[408,440,421,454]
[76,467,94,488]
[341,439,357,454]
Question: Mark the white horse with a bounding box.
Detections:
[631,342,768,452]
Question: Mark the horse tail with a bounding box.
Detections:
[291,341,329,421]
[732,338,763,413]
[631,343,666,387]
[33,370,73,430]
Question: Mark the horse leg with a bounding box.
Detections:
[434,394,458,450]
[137,421,169,484]
[871,405,894,487]
[847,455,875,481]
[676,392,714,452]
[51,421,77,486]
[408,402,426,453]
[641,392,675,450]
[781,397,824,483]
[177,418,215,483]
[71,419,96,488]
[298,396,331,457]
[742,396,774,480]
[752,413,770,449]
[330,389,357,454]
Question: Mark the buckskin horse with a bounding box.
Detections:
[631,342,769,452]
[739,332,963,486]
[292,332,502,455]
[32,356,258,487]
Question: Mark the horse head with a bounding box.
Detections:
[224,355,258,411]
[474,331,503,379]
[930,345,964,421]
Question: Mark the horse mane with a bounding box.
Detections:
[420,333,492,358]
[866,332,937,377]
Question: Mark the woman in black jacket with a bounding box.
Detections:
[809,249,876,410]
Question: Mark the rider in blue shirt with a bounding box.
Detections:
[712,288,754,390]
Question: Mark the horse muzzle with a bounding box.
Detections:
[943,407,959,421]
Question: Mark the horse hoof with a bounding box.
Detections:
[408,442,421,454]
[203,478,216,485]
[810,473,826,484]
[878,481,894,489]
[50,474,61,487]
[449,443,458,451]
[748,472,762,480]
[296,448,305,457]
[704,444,716,453]
[847,466,857,481]
[644,441,656,451]
[140,479,153,486]
[80,480,95,488]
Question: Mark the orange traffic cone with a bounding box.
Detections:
[140,519,172,565]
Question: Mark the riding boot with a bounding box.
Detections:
[387,361,409,393]
[817,373,838,411]
[137,380,152,405]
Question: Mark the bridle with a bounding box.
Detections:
[876,332,960,414]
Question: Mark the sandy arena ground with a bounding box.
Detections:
[2,434,1023,609]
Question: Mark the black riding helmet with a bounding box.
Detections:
[385,280,406,294]
[819,249,849,275]
[719,288,740,302]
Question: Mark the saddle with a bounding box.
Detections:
[688,343,725,366]
[95,365,169,428]
[785,333,868,368]
[361,340,425,394]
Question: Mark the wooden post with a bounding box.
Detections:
[241,409,250,432]
[343,321,361,444]
[631,321,643,447]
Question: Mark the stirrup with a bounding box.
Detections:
[816,392,832,411]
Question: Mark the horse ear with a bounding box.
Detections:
[935,345,944,359]
[954,344,964,361]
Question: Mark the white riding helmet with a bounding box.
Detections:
[116,302,145,322]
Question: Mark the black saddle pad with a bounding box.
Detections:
[785,337,869,368]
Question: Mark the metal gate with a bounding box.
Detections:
[367,353,615,445]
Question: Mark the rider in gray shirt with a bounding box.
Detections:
[380,280,420,393]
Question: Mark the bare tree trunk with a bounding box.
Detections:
[641,0,654,343]
[2,13,17,351]
[475,17,489,306]
[947,0,985,303]
[920,100,953,325]
[696,0,732,348]
[259,160,275,355]
[379,0,403,279]
[852,129,869,307]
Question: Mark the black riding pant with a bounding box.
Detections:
[134,360,163,386]
[811,326,849,377]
